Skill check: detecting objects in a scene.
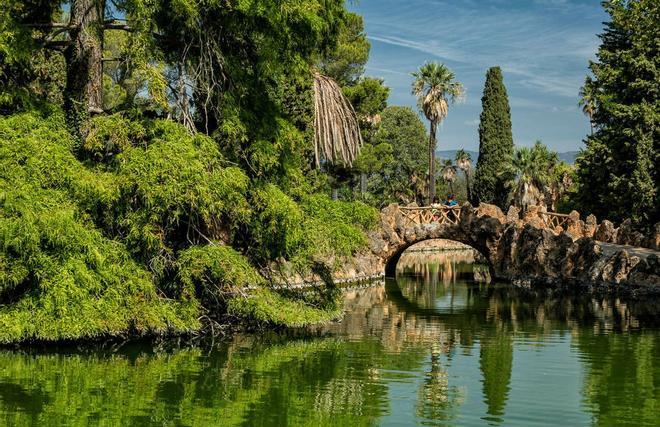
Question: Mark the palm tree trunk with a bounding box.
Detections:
[428,121,437,204]
[465,170,472,203]
[331,187,338,201]
[449,181,454,195]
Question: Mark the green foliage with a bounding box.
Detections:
[0,1,65,112]
[473,66,514,208]
[178,244,264,311]
[0,1,386,342]
[355,143,393,175]
[501,141,559,209]
[344,77,390,122]
[0,112,197,343]
[370,106,428,205]
[248,184,377,270]
[575,0,658,226]
[228,288,341,327]
[319,12,370,86]
[79,115,252,279]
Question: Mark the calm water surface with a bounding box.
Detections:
[1,249,659,426]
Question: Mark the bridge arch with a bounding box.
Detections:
[384,237,493,278]
[362,203,659,293]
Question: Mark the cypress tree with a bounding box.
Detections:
[472,66,514,208]
[575,0,658,226]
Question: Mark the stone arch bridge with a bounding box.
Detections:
[339,203,660,294]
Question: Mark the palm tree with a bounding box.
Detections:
[578,77,598,135]
[412,62,464,204]
[502,141,558,211]
[441,159,457,195]
[455,149,472,202]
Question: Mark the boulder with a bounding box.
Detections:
[477,203,506,224]
[565,211,584,239]
[506,205,520,223]
[594,220,617,242]
[522,205,545,229]
[584,214,598,238]
[617,219,644,246]
[644,223,660,251]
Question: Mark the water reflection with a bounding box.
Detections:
[0,250,658,426]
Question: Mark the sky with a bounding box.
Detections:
[349,0,608,152]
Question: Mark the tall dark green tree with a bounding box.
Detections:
[472,66,514,208]
[575,0,658,226]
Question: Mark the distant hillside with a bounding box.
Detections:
[436,150,479,162]
[558,151,578,164]
[436,149,578,164]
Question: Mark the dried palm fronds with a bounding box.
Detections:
[312,73,363,168]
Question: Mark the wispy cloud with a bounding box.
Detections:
[351,0,604,150]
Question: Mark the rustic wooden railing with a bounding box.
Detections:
[539,211,571,230]
[399,206,462,227]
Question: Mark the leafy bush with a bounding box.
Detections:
[112,119,251,276]
[227,288,342,327]
[178,244,264,311]
[248,185,377,270]
[0,112,197,342]
[0,109,378,342]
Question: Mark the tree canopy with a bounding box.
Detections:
[575,0,658,226]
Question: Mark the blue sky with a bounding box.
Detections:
[349,0,607,152]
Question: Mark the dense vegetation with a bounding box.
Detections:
[575,0,658,226]
[0,0,383,343]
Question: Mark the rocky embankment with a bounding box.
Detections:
[343,203,660,295]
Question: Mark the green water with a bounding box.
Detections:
[1,249,659,426]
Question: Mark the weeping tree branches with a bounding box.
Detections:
[312,73,363,168]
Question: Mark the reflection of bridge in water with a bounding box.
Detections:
[321,266,660,352]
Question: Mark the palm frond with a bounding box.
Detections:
[411,62,464,123]
[313,73,363,168]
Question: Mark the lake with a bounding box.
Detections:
[1,248,658,426]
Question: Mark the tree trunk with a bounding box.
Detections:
[465,170,472,203]
[360,172,367,195]
[65,0,105,125]
[331,187,338,201]
[428,121,438,204]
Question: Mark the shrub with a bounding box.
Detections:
[178,244,264,311]
[0,112,197,342]
[227,288,341,327]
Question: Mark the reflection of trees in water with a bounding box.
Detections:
[0,258,657,426]
[415,345,464,424]
[479,326,513,424]
[396,249,484,287]
[577,332,659,426]
[0,338,390,426]
[331,258,660,426]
